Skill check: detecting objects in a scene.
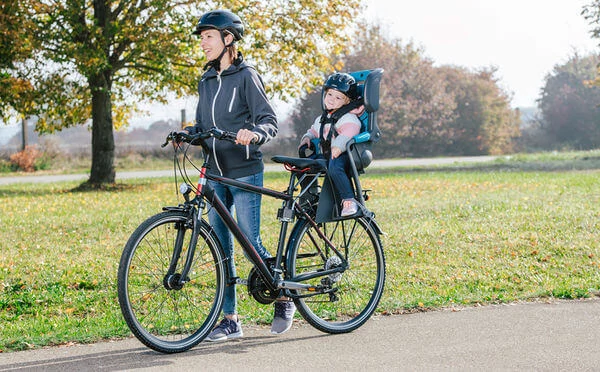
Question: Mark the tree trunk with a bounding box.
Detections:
[87,73,115,185]
[21,117,28,151]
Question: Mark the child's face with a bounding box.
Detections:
[324,89,350,111]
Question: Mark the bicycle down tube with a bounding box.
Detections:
[195,161,338,294]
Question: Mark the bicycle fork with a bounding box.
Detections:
[163,165,216,290]
[163,204,202,290]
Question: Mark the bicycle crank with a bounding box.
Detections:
[247,267,279,304]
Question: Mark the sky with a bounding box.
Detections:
[363,0,598,107]
[1,0,599,144]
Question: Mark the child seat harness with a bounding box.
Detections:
[318,99,363,159]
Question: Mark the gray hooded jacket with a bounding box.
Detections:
[189,54,278,178]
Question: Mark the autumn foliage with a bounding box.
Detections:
[9,145,42,172]
[536,53,600,150]
[290,25,521,158]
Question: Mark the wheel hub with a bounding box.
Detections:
[163,273,185,290]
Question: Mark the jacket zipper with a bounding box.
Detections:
[228,86,250,160]
[228,87,236,112]
[212,74,224,176]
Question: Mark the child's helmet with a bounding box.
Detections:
[192,10,244,41]
[323,73,359,100]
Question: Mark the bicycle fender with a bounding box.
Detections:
[363,213,385,236]
[162,206,186,213]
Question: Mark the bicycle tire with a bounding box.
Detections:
[286,217,385,334]
[117,210,225,353]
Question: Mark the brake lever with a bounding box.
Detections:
[161,132,175,148]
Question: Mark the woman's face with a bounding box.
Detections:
[200,29,227,61]
[324,89,350,111]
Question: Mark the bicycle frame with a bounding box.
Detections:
[171,130,347,298]
[119,128,386,353]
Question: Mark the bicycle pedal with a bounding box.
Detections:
[235,278,248,286]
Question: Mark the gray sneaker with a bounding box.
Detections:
[270,301,296,334]
[205,317,243,342]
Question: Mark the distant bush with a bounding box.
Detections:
[9,146,43,172]
[0,159,14,173]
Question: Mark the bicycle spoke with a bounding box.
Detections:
[118,211,225,353]
[288,217,385,333]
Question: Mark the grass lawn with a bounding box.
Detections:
[1,151,599,352]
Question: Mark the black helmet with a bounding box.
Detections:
[323,73,359,100]
[192,10,244,41]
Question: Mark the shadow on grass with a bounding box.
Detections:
[71,181,139,193]
[369,155,600,174]
[0,181,146,198]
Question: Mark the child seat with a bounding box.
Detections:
[315,68,384,222]
[345,68,383,169]
[314,69,383,171]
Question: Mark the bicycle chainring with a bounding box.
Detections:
[247,267,278,304]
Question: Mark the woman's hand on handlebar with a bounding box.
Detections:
[236,129,259,146]
[164,128,254,147]
[171,130,189,149]
[162,130,190,148]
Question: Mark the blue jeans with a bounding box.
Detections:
[208,172,271,316]
[328,152,355,200]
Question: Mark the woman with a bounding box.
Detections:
[184,10,295,341]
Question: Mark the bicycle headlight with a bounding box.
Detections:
[179,183,192,195]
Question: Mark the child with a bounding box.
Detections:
[298,72,363,216]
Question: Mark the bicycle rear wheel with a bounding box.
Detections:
[118,210,225,353]
[287,217,385,334]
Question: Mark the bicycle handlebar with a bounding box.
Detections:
[161,127,238,148]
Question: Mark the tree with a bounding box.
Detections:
[438,66,520,155]
[289,87,322,146]
[290,24,457,158]
[0,2,36,120]
[289,24,521,157]
[537,53,600,149]
[341,25,457,157]
[583,0,600,86]
[18,0,362,186]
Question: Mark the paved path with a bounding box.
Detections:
[0,156,498,185]
[0,298,598,371]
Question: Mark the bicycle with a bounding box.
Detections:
[117,126,386,353]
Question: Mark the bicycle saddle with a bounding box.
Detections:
[271,156,327,173]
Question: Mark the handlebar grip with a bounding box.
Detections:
[298,144,309,158]
[162,131,192,147]
[208,128,238,143]
[163,128,240,147]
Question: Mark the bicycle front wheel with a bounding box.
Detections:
[118,210,225,353]
[287,217,385,334]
